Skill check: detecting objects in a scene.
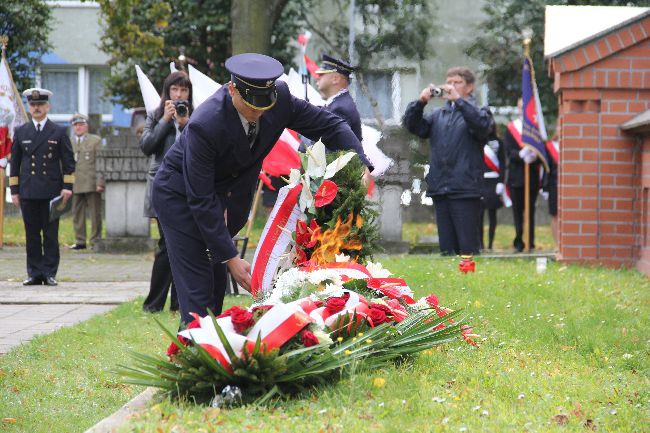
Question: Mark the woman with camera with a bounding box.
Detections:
[140,71,192,312]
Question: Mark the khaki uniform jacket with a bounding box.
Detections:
[72,133,104,194]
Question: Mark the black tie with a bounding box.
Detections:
[36,123,41,132]
[247,122,256,143]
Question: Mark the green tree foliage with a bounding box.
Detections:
[300,0,432,128]
[97,0,304,108]
[0,0,52,91]
[466,0,650,126]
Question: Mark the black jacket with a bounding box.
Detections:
[9,120,75,199]
[324,91,362,142]
[403,96,492,198]
[140,113,184,217]
[504,127,542,189]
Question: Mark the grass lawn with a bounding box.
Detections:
[1,257,647,432]
[2,215,554,252]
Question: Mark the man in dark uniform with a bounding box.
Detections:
[153,53,372,324]
[315,54,363,141]
[9,88,75,286]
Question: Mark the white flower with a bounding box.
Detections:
[366,261,392,278]
[335,253,351,262]
[324,152,355,179]
[321,283,345,297]
[306,140,327,178]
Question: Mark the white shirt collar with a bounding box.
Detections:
[237,111,250,135]
[324,88,348,106]
[32,117,48,129]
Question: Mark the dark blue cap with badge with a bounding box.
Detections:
[226,53,284,111]
[315,54,355,77]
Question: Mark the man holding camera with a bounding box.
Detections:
[403,67,492,255]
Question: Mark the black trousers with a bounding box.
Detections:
[142,219,179,312]
[510,186,539,251]
[20,199,60,279]
[154,185,228,324]
[433,197,481,255]
[480,207,497,250]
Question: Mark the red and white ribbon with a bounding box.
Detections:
[251,183,303,297]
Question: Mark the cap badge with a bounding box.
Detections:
[32,90,40,99]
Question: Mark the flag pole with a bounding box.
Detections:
[522,33,532,252]
[245,179,264,240]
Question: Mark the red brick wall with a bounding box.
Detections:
[551,16,650,268]
[637,136,650,275]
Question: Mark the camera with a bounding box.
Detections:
[429,86,446,97]
[174,100,190,117]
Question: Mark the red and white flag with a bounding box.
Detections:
[0,55,27,160]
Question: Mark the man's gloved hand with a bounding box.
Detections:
[540,190,549,200]
[518,148,529,159]
[524,153,537,164]
[496,182,505,195]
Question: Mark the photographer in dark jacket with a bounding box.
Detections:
[140,71,192,312]
[403,67,492,255]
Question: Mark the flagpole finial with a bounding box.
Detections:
[521,27,533,56]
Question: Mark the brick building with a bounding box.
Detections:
[545,7,650,273]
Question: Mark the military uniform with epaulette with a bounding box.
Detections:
[70,113,103,249]
[9,88,75,285]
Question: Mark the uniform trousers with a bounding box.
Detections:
[142,219,179,312]
[72,191,102,245]
[20,199,60,279]
[510,186,539,251]
[433,196,481,255]
[153,185,228,324]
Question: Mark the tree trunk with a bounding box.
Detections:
[231,0,289,55]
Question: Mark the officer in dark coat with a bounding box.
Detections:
[315,54,362,141]
[9,88,75,286]
[153,53,372,324]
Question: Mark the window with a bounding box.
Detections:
[89,68,112,115]
[351,71,400,122]
[41,69,78,114]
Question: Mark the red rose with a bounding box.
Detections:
[218,306,245,318]
[325,296,348,314]
[425,295,439,308]
[300,330,320,347]
[231,310,255,333]
[369,303,393,315]
[367,307,389,326]
[314,180,338,208]
[166,341,180,357]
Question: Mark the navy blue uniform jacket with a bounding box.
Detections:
[154,81,370,263]
[325,91,362,142]
[9,121,75,199]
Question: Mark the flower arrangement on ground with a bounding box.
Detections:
[119,146,476,406]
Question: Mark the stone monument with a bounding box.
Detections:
[94,128,154,253]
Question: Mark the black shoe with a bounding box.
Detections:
[23,277,43,286]
[44,277,58,286]
[143,306,162,313]
[70,244,87,250]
